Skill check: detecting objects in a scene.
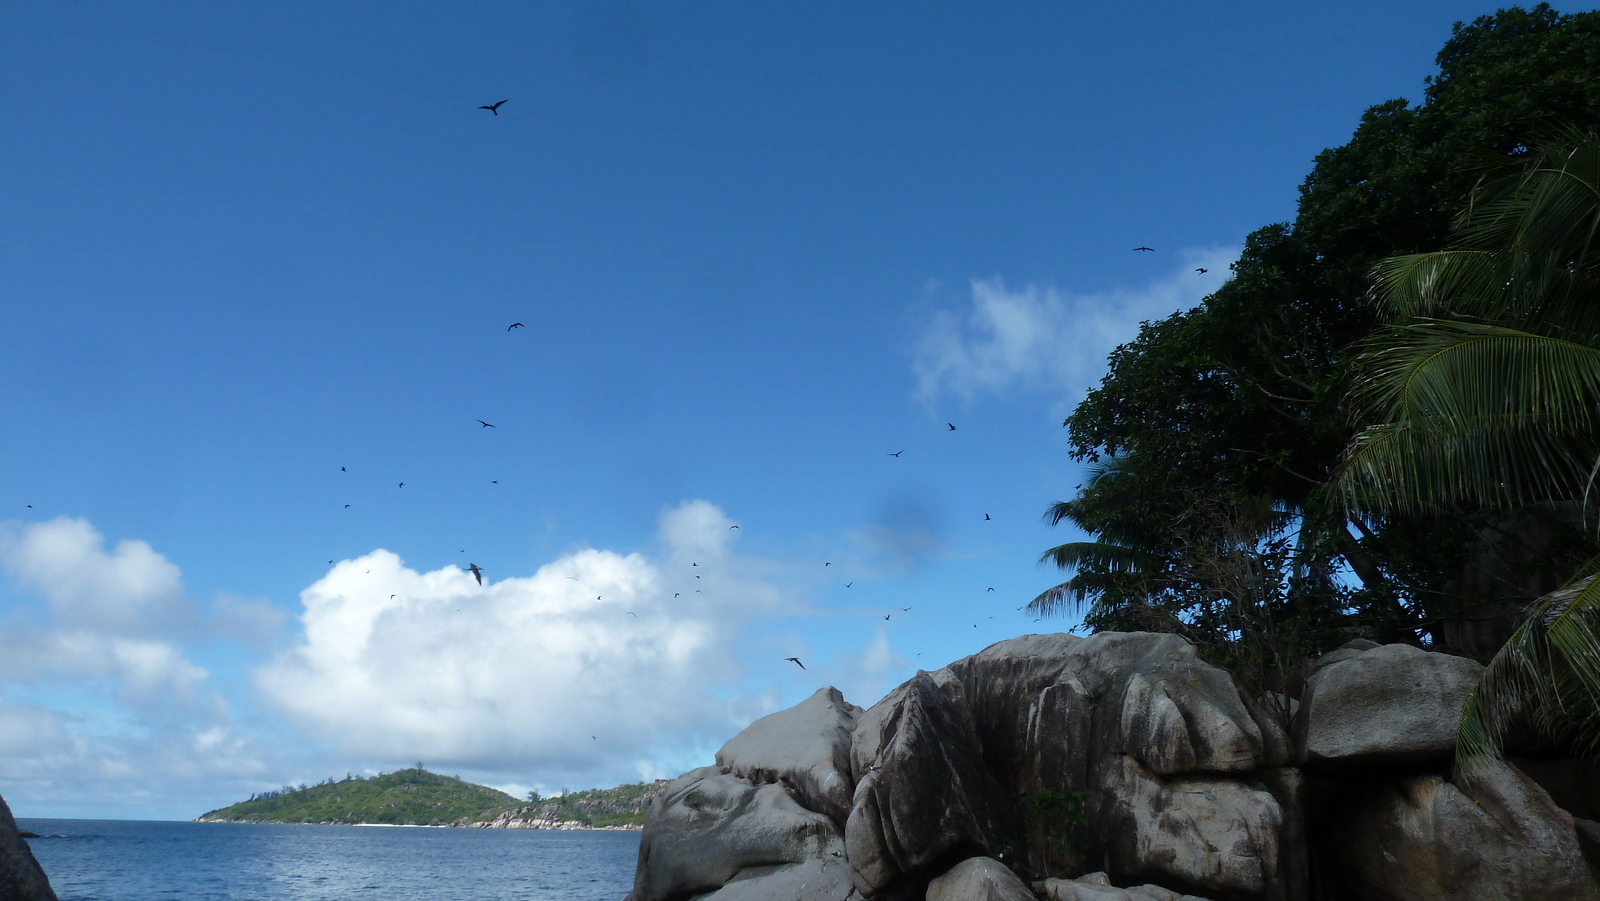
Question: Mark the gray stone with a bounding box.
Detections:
[1295,643,1483,767]
[844,671,1012,898]
[1100,756,1282,900]
[924,857,1034,901]
[626,770,841,901]
[1035,872,1215,901]
[0,793,55,901]
[717,686,862,827]
[1329,758,1600,901]
[694,857,854,901]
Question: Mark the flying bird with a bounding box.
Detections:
[984,514,991,521]
[507,322,525,331]
[480,100,507,115]
[344,504,350,508]
[491,480,498,484]
[1133,246,1154,252]
[566,576,579,581]
[901,607,912,611]
[730,525,739,529]
[626,612,637,617]
[987,587,995,592]
[947,423,957,431]
[477,420,496,428]
[674,593,680,598]
[845,582,853,588]
[784,657,805,670]
[825,562,831,567]
[888,450,904,457]
[1196,268,1208,274]
[884,614,891,620]
[341,467,347,472]
[398,482,404,488]
[468,563,484,585]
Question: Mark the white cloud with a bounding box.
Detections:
[256,500,792,778]
[0,517,188,635]
[912,247,1237,406]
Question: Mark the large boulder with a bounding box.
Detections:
[1294,643,1482,767]
[717,687,862,827]
[1328,758,1600,901]
[692,858,855,901]
[625,767,845,901]
[925,857,1035,901]
[846,632,1302,901]
[0,793,55,901]
[1036,871,1215,901]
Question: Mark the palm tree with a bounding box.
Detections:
[1337,133,1600,772]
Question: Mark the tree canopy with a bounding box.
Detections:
[1036,4,1600,672]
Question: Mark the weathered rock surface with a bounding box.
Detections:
[1036,871,1215,901]
[717,687,862,827]
[924,856,1034,901]
[1295,642,1482,767]
[0,793,55,901]
[625,768,843,901]
[627,631,1600,901]
[693,858,855,901]
[1328,758,1600,901]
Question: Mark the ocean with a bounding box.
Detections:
[16,819,640,901]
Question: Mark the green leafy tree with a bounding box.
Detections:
[1036,5,1600,659]
[1337,135,1600,770]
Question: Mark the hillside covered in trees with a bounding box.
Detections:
[195,768,519,826]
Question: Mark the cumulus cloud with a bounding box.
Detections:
[256,500,793,780]
[0,517,187,634]
[912,247,1236,406]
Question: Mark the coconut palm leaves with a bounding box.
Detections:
[1339,134,1600,770]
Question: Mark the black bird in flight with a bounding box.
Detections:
[784,657,805,670]
[478,420,496,428]
[888,450,904,457]
[480,100,507,115]
[824,562,831,567]
[341,467,347,472]
[626,612,637,617]
[1196,268,1208,274]
[947,423,957,431]
[398,482,405,488]
[674,593,680,598]
[987,587,995,592]
[845,582,853,588]
[901,607,912,611]
[468,563,484,585]
[730,525,740,529]
[984,514,991,521]
[344,504,350,509]
[508,322,525,331]
[884,614,891,620]
[1133,246,1155,252]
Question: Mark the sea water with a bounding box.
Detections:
[17,819,640,901]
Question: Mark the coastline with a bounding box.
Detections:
[192,817,641,831]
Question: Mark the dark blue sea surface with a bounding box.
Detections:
[16,819,639,901]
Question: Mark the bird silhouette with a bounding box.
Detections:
[984,513,991,521]
[987,587,995,592]
[901,607,912,611]
[468,563,484,585]
[674,593,680,598]
[785,657,805,670]
[508,322,525,331]
[477,420,496,428]
[884,614,891,620]
[846,582,853,588]
[730,525,740,529]
[491,480,498,484]
[480,100,507,115]
[341,467,347,472]
[1133,246,1154,252]
[626,612,637,617]
[1196,268,1208,274]
[398,482,405,488]
[825,562,831,567]
[947,423,957,431]
[888,450,904,457]
[344,504,350,508]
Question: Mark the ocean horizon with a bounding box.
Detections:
[18,818,639,901]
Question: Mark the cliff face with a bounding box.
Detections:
[625,631,1600,901]
[0,792,56,901]
[458,781,669,830]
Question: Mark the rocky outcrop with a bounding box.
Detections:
[0,793,56,901]
[1294,642,1483,767]
[1326,758,1600,901]
[926,856,1035,901]
[717,687,862,827]
[626,631,1600,901]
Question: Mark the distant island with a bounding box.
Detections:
[194,767,667,829]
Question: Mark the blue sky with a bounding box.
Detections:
[0,0,1508,818]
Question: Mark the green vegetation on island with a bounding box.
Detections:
[196,768,519,826]
[195,767,668,828]
[462,780,668,829]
